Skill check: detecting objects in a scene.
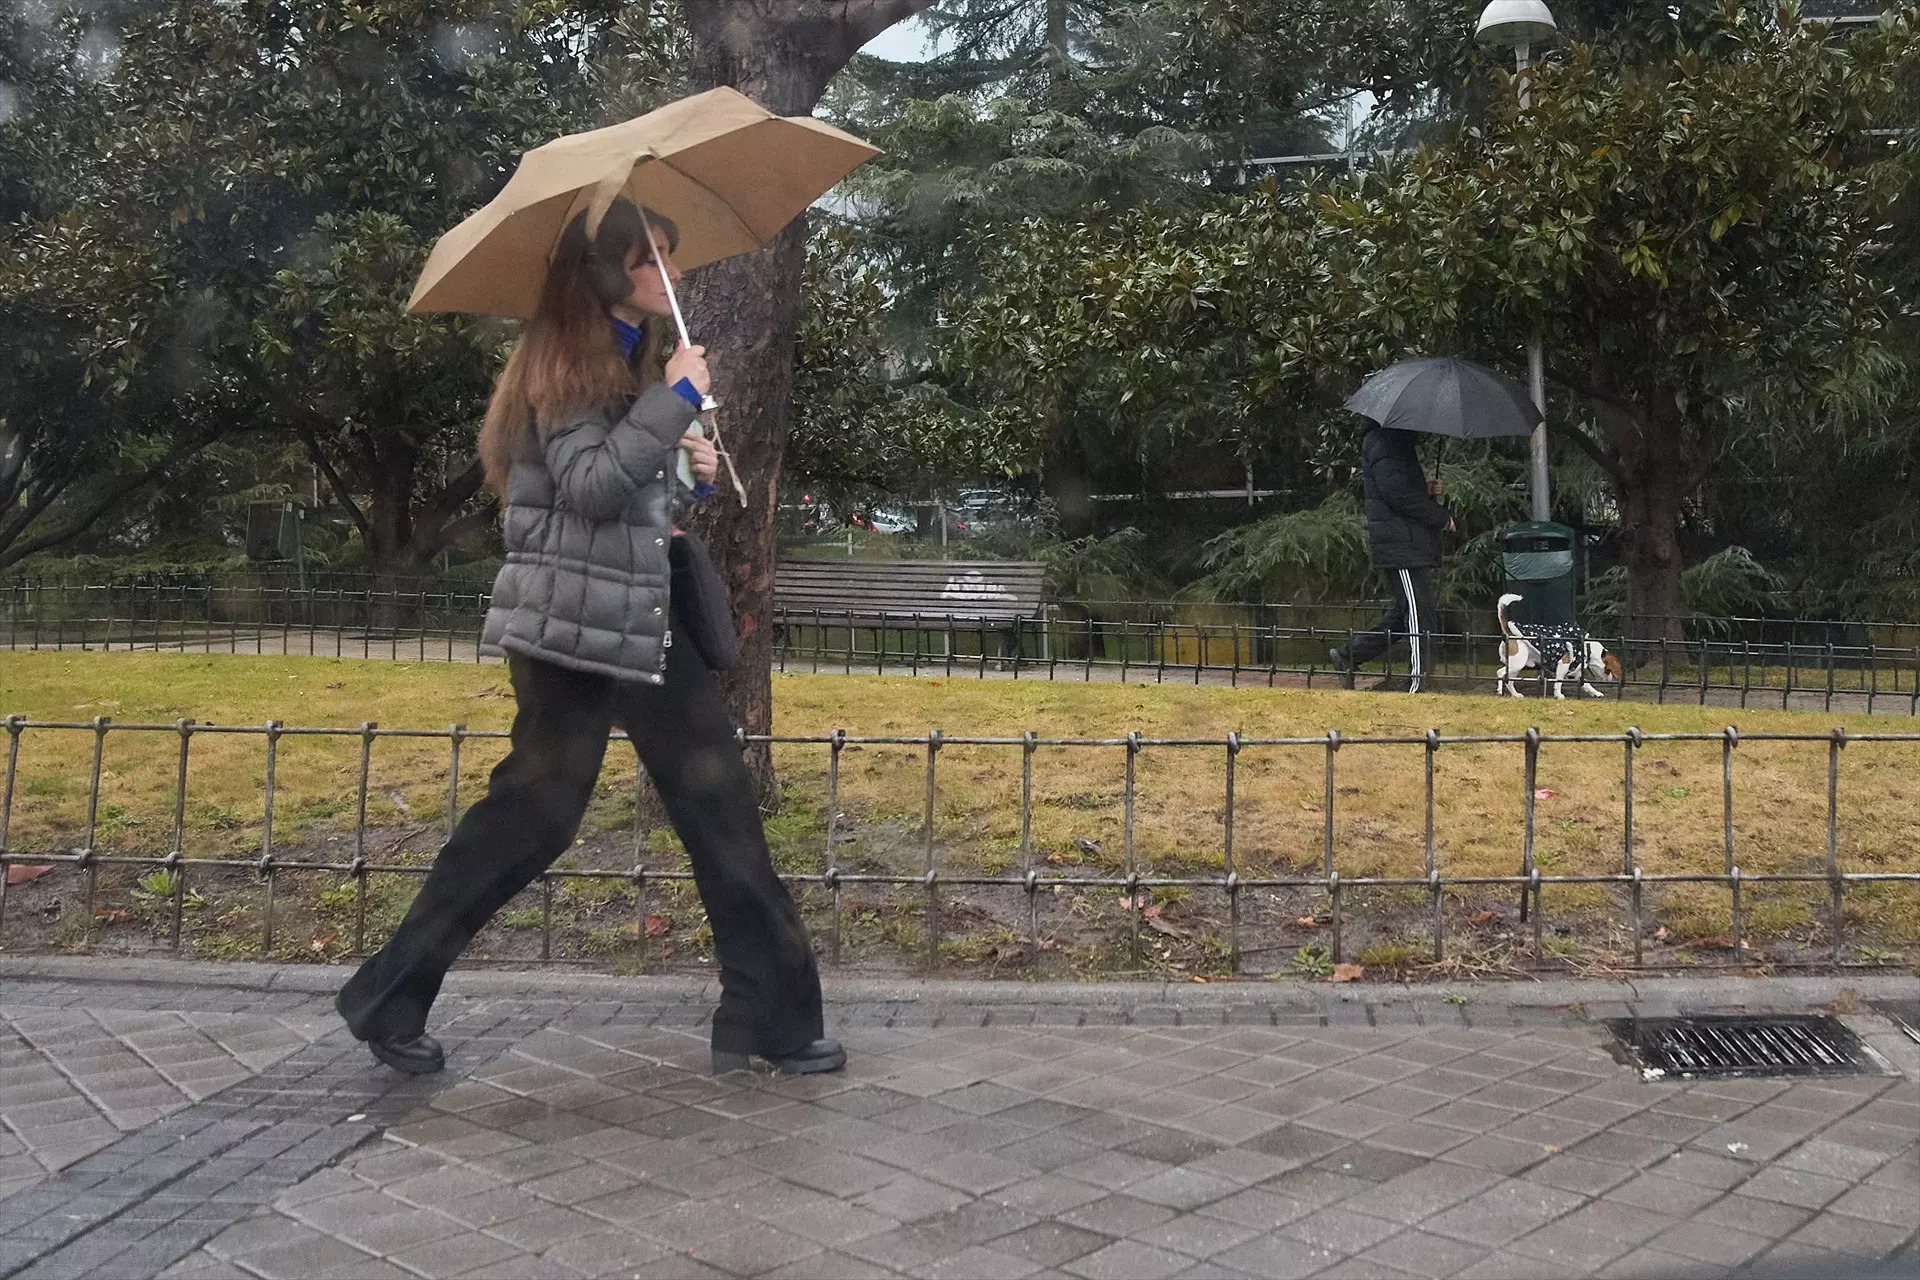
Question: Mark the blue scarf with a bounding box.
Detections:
[611,316,644,363]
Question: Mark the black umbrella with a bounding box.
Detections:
[1343,356,1542,439]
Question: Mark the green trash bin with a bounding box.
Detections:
[1499,521,1577,630]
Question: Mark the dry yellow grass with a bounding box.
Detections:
[3,652,1917,952]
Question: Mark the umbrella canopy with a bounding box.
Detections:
[407,87,878,317]
[1343,356,1542,439]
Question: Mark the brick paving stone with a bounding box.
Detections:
[1506,1199,1677,1270]
[1694,1191,1817,1240]
[1064,1239,1199,1280]
[1057,1192,1179,1237]
[1279,1205,1401,1254]
[1422,1180,1587,1248]
[1783,1210,1919,1258]
[988,1174,1108,1217]
[1355,1229,1492,1279]
[1600,1169,1726,1218]
[1358,1163,1503,1227]
[1193,1187,1314,1232]
[989,1222,1114,1267]
[1777,1135,1900,1180]
[1527,1154,1635,1196]
[1210,1232,1344,1279]
[1123,1210,1260,1259]
[1309,1143,1429,1184]
[1433,1133,1552,1176]
[1592,1246,1713,1279]
[1646,1218,1770,1268]
[762,1251,897,1279]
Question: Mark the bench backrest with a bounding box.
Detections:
[775,559,1049,622]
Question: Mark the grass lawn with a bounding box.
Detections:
[3,651,1917,976]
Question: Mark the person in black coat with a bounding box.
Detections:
[1330,425,1453,692]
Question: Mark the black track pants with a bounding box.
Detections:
[1346,568,1439,693]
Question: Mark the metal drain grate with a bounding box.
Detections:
[1606,1015,1891,1080]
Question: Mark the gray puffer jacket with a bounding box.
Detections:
[480,381,697,684]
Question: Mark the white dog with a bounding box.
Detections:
[1495,592,1621,699]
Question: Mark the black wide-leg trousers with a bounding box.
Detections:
[337,629,823,1057]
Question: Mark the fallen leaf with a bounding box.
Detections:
[1144,915,1191,940]
[91,907,133,925]
[1074,836,1103,857]
[1533,788,1558,800]
[644,913,671,938]
[1471,910,1497,925]
[1543,1145,1561,1155]
[1296,915,1327,928]
[5,864,54,887]
[309,933,336,953]
[1330,962,1365,983]
[325,682,344,689]
[1652,926,1670,941]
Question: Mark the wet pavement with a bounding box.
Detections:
[1,960,1917,1280]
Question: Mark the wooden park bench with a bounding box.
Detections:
[772,558,1051,672]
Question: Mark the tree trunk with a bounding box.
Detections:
[680,0,935,801]
[1615,395,1689,655]
[1046,0,1071,109]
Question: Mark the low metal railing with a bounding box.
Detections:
[4,578,1920,712]
[2,713,1916,973]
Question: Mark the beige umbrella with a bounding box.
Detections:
[409,87,877,504]
[406,86,878,319]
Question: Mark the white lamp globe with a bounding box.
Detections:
[1475,0,1558,47]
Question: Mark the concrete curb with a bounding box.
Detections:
[6,952,1919,1012]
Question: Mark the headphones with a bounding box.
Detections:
[585,248,635,311]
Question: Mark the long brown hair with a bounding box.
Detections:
[478,198,678,498]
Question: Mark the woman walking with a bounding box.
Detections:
[336,196,842,1078]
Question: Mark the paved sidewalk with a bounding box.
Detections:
[1,961,1917,1280]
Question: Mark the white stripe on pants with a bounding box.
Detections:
[1399,569,1423,693]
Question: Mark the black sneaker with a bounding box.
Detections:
[1328,648,1355,690]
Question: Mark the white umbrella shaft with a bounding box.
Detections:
[643,215,744,505]
[643,220,722,411]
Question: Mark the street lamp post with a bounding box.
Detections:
[1476,0,1558,523]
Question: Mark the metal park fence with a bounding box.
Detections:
[7,576,1920,714]
[2,713,1917,974]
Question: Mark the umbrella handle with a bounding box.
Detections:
[643,211,745,507]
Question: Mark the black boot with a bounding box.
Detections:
[337,985,444,1075]
[1328,648,1355,691]
[368,1032,445,1075]
[712,1039,847,1076]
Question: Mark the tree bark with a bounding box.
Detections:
[1606,388,1690,653]
[680,0,935,801]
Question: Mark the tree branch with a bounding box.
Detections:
[1556,417,1628,487]
[0,424,224,571]
[294,418,372,543]
[830,0,941,51]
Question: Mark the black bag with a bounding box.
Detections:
[669,532,738,670]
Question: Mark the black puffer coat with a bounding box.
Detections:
[1360,426,1451,570]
